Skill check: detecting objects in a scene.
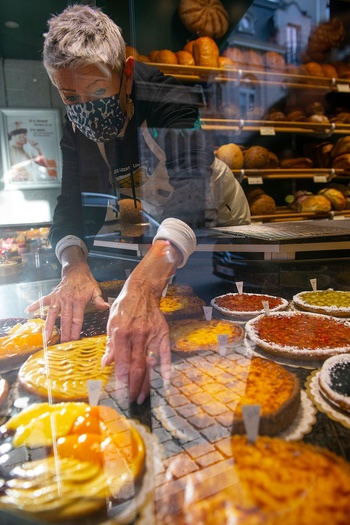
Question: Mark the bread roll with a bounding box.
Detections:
[250,194,276,215]
[243,146,271,169]
[155,50,178,64]
[332,153,350,170]
[183,40,196,54]
[318,188,347,210]
[301,62,324,77]
[218,56,235,68]
[263,51,285,71]
[243,50,264,69]
[216,143,244,169]
[280,157,313,169]
[192,36,219,67]
[331,136,350,158]
[286,110,306,122]
[222,47,244,66]
[148,50,159,62]
[301,195,332,213]
[175,50,195,65]
[125,46,139,59]
[321,64,338,78]
[178,0,229,39]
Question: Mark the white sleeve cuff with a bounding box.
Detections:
[55,235,89,264]
[152,218,197,268]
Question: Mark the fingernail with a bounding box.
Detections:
[137,392,146,405]
[101,354,108,369]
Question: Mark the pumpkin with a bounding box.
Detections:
[178,0,229,39]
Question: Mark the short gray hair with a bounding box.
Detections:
[43,4,126,84]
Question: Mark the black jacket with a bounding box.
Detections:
[49,62,215,251]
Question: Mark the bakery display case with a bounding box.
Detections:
[1,1,350,524]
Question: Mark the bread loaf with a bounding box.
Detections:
[248,189,276,216]
[244,146,271,169]
[155,49,178,64]
[331,136,350,158]
[318,187,347,210]
[175,50,195,65]
[216,143,244,169]
[301,195,332,213]
[192,36,219,67]
[178,0,229,38]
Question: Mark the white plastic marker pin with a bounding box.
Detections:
[310,278,317,291]
[262,300,270,316]
[236,281,243,294]
[162,276,174,297]
[87,380,102,406]
[217,334,229,356]
[242,404,261,443]
[203,306,213,320]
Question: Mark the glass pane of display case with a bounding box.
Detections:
[0,1,350,524]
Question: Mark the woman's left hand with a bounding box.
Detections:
[102,281,171,405]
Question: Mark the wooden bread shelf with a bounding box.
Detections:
[251,207,350,223]
[147,62,350,92]
[231,168,348,181]
[201,119,350,136]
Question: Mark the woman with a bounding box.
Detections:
[27,4,250,404]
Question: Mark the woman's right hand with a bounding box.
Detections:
[26,250,109,342]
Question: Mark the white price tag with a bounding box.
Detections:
[217,334,229,356]
[262,300,270,315]
[247,176,263,185]
[235,281,244,294]
[203,306,213,320]
[242,404,261,443]
[337,83,350,92]
[310,278,317,291]
[87,380,102,406]
[260,126,275,136]
[313,175,328,183]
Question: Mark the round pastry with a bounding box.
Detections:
[332,153,350,170]
[18,335,114,401]
[178,0,229,39]
[280,157,313,169]
[318,354,350,412]
[192,36,219,67]
[148,50,159,62]
[218,56,235,68]
[158,436,350,525]
[0,318,60,370]
[155,354,300,436]
[1,403,146,520]
[168,318,244,353]
[243,146,271,169]
[245,310,350,360]
[318,187,347,210]
[321,63,338,78]
[293,289,350,317]
[306,114,330,123]
[155,49,178,64]
[331,136,350,158]
[216,143,244,169]
[221,46,244,66]
[301,195,332,213]
[160,295,205,320]
[0,377,8,408]
[211,292,288,320]
[243,49,264,69]
[263,51,285,71]
[125,45,139,59]
[175,50,195,65]
[286,109,306,122]
[301,61,325,77]
[249,193,276,216]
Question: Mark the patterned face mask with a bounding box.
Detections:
[65,94,126,143]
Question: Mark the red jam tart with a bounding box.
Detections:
[245,311,350,360]
[211,292,288,320]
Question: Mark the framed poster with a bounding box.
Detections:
[0,108,62,189]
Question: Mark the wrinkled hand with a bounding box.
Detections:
[102,283,171,405]
[26,261,109,342]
